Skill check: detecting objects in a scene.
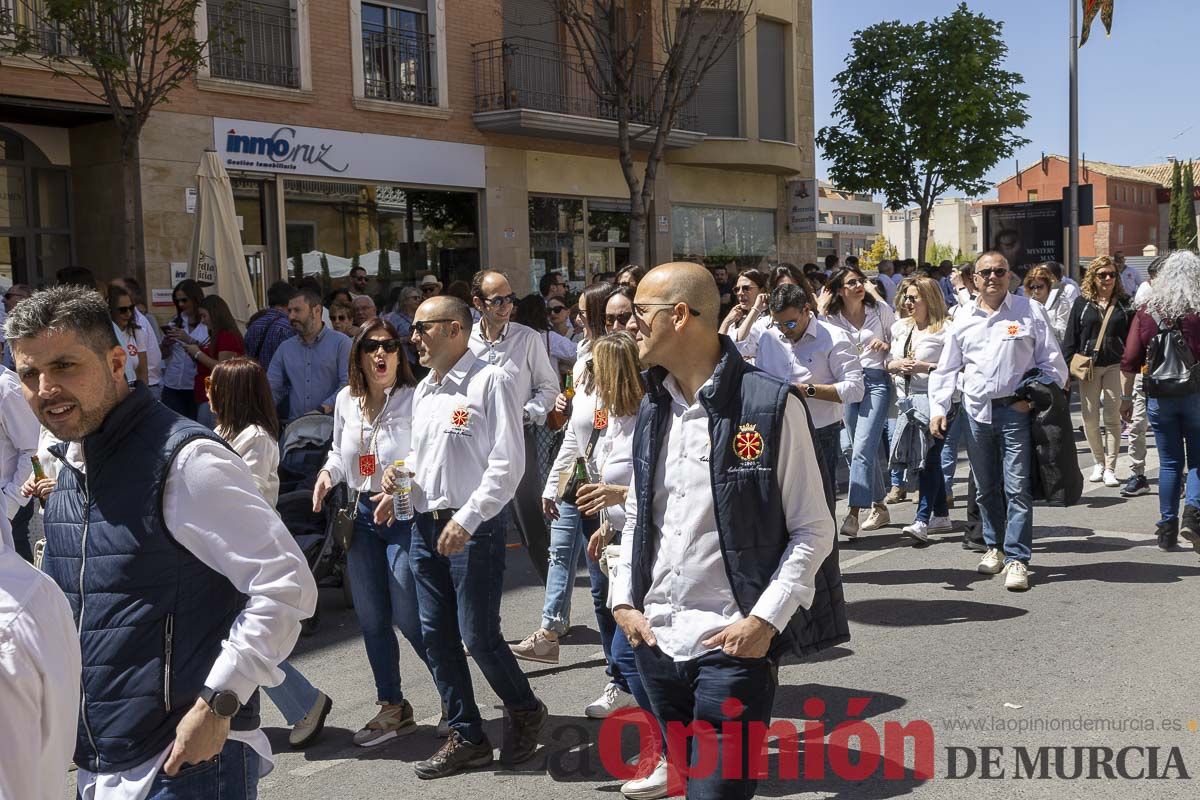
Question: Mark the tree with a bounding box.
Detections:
[319,252,331,290]
[1180,160,1198,251]
[925,241,958,265]
[546,0,751,266]
[0,0,232,274]
[860,234,899,271]
[816,3,1030,264]
[1169,159,1183,249]
[376,247,392,290]
[291,253,303,283]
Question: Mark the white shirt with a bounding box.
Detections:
[546,329,578,373]
[66,437,318,800]
[888,319,948,399]
[1119,265,1142,297]
[1134,281,1153,308]
[609,376,835,661]
[223,425,281,507]
[0,365,38,546]
[131,310,163,386]
[0,541,81,800]
[159,319,208,391]
[733,315,771,362]
[469,321,560,425]
[323,385,413,495]
[824,302,897,371]
[409,350,524,535]
[1039,287,1074,344]
[112,323,138,384]
[754,316,864,429]
[930,293,1068,424]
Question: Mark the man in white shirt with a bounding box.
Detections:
[929,252,1068,592]
[610,262,843,800]
[755,282,864,511]
[0,537,81,800]
[1114,251,1142,297]
[0,363,39,558]
[396,295,547,780]
[468,270,560,583]
[6,287,317,800]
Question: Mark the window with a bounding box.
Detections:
[1117,223,1125,244]
[529,196,632,286]
[689,13,740,137]
[206,0,300,88]
[672,205,776,264]
[1027,190,1039,202]
[361,1,436,105]
[756,19,789,142]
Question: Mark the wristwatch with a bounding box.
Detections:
[199,686,241,718]
[804,384,817,398]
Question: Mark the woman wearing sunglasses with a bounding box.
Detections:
[108,284,148,386]
[821,266,897,537]
[1064,256,1134,488]
[603,285,635,333]
[1022,265,1070,345]
[888,278,955,542]
[311,319,434,746]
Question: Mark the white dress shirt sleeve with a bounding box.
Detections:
[1,375,39,513]
[163,439,318,703]
[233,427,281,507]
[929,321,965,419]
[1030,301,1069,387]
[453,369,526,534]
[322,388,349,485]
[608,469,638,611]
[748,396,836,630]
[525,334,562,425]
[828,330,865,404]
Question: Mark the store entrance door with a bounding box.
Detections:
[0,126,72,289]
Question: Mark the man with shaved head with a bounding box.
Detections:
[609,262,847,799]
[385,294,547,779]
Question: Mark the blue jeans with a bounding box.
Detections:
[966,405,1034,563]
[1147,394,1200,525]
[633,647,777,800]
[887,415,905,489]
[542,502,628,691]
[345,496,428,705]
[844,368,893,509]
[941,410,966,496]
[812,423,842,514]
[143,739,258,799]
[263,661,320,726]
[915,435,949,523]
[410,510,539,745]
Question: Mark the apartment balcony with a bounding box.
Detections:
[206,1,299,89]
[362,27,436,106]
[471,37,704,149]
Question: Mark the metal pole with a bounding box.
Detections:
[1068,0,1080,279]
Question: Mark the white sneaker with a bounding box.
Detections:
[977,548,1004,574]
[839,514,860,539]
[621,757,671,800]
[901,520,930,542]
[1003,560,1030,591]
[585,682,637,719]
[860,504,891,531]
[1103,469,1120,488]
[927,516,955,533]
[1088,464,1104,482]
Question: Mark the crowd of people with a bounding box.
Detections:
[1,245,1198,800]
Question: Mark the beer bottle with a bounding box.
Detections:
[30,454,47,508]
[563,372,575,401]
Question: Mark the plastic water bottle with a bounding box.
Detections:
[392,459,414,521]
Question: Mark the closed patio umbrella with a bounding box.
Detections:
[189,149,257,329]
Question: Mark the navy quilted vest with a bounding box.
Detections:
[630,337,850,660]
[41,384,258,773]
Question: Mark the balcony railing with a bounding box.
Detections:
[0,0,77,56]
[206,1,299,89]
[362,26,436,106]
[472,37,698,132]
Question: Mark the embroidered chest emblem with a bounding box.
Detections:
[734,423,764,461]
[593,409,609,430]
[451,407,470,428]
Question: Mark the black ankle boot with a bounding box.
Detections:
[1156,519,1179,551]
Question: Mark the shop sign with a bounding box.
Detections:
[787,178,818,233]
[213,118,486,188]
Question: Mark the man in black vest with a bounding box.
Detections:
[5,287,316,799]
[610,262,847,800]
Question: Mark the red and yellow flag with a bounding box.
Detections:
[1080,0,1115,47]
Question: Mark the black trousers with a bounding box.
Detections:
[510,426,551,584]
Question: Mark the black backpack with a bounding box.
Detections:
[1144,317,1200,398]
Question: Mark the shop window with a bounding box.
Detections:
[672,205,775,266]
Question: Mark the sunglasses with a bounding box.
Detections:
[479,293,517,309]
[360,339,401,354]
[843,279,864,288]
[901,295,920,304]
[734,285,755,293]
[412,318,456,335]
[605,312,633,327]
[548,304,567,313]
[633,302,701,321]
[115,305,134,313]
[1026,284,1047,292]
[1096,272,1118,280]
[978,268,1008,279]
[773,318,801,331]
[332,315,351,322]
[421,285,439,294]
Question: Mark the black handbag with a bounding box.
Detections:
[1145,318,1200,398]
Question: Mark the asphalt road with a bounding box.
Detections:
[63,423,1200,799]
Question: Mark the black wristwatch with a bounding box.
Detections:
[199,686,241,718]
[804,383,817,398]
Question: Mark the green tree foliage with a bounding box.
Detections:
[816,3,1030,265]
[925,241,959,265]
[860,235,899,271]
[1179,161,1198,251]
[320,252,331,290]
[1169,160,1183,250]
[377,248,392,289]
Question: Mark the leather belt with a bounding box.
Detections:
[429,508,459,522]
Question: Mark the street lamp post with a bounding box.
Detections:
[1068,0,1080,279]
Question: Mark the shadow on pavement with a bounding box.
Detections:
[843,567,997,592]
[1033,536,1148,555]
[846,598,1027,627]
[1035,559,1200,585]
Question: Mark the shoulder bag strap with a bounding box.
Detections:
[1091,302,1117,357]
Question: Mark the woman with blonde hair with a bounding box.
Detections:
[1064,256,1134,487]
[887,277,956,541]
[1023,265,1071,344]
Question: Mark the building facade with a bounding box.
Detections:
[882,198,982,262]
[0,0,818,310]
[815,181,881,261]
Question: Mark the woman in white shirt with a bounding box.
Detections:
[886,278,955,542]
[820,265,897,537]
[159,279,208,420]
[1023,265,1071,345]
[208,357,333,749]
[312,319,432,747]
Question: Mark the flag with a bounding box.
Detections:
[1080,0,1114,47]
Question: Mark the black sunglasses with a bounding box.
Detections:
[479,293,517,309]
[978,268,1008,279]
[605,311,633,327]
[115,305,134,313]
[331,314,351,322]
[421,285,439,293]
[412,318,456,335]
[360,339,401,354]
[1095,272,1118,280]
[548,304,567,313]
